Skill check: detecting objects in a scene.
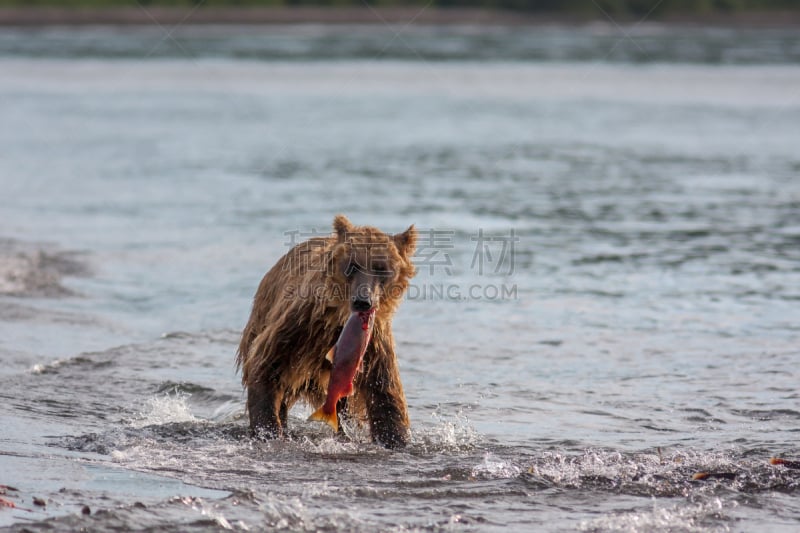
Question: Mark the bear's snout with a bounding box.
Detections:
[350,275,379,312]
[352,297,373,312]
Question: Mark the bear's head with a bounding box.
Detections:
[329,214,416,318]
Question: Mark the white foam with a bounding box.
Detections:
[30,358,67,374]
[533,449,634,485]
[415,409,481,452]
[529,448,742,493]
[109,449,128,462]
[471,452,522,479]
[579,497,732,532]
[257,496,363,531]
[173,496,243,531]
[297,435,366,455]
[0,255,34,294]
[130,392,197,428]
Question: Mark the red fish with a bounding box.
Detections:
[308,309,375,432]
[770,457,800,470]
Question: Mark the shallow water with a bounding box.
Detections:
[1,25,799,532]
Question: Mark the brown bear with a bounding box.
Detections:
[236,215,417,448]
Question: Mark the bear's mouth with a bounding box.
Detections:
[357,308,376,330]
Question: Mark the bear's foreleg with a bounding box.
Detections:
[362,338,410,448]
[247,381,286,439]
[364,384,410,448]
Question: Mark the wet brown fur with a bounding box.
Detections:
[237,215,417,448]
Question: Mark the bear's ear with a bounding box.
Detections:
[333,214,354,243]
[393,224,417,258]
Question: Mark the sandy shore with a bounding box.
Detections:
[0,7,799,27]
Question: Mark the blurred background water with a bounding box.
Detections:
[1,20,799,532]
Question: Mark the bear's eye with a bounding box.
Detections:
[372,262,394,282]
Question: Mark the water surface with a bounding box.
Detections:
[1,25,799,532]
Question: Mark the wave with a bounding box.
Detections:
[0,238,89,298]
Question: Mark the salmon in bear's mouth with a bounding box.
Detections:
[357,309,374,331]
[308,309,376,432]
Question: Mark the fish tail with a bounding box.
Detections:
[308,406,338,433]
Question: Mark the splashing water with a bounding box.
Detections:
[579,497,731,533]
[130,391,198,429]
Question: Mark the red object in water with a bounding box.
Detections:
[770,457,800,469]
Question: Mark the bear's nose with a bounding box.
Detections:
[352,298,373,312]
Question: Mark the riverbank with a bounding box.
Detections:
[1,6,799,27]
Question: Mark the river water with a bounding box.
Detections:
[1,23,799,532]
